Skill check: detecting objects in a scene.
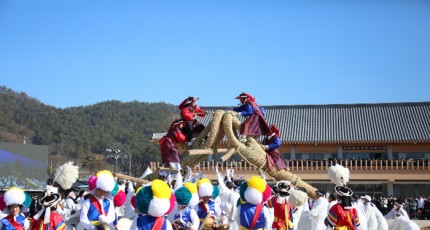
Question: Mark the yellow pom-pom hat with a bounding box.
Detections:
[96,170,115,192]
[239,176,272,205]
[197,178,213,197]
[175,182,199,207]
[135,179,176,217]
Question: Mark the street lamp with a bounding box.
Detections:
[106,148,121,172]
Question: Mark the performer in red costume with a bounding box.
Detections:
[233,92,271,142]
[159,119,186,169]
[178,96,207,146]
[262,125,287,171]
[32,193,66,230]
[266,181,294,230]
[325,165,361,230]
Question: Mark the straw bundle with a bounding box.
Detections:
[203,110,224,148]
[177,110,318,199]
[179,110,223,166]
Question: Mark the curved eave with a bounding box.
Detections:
[282,139,430,145]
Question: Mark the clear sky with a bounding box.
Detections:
[1,0,429,108]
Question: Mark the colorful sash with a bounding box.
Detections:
[88,197,110,226]
[4,215,24,230]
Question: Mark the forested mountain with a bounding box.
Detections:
[0,86,178,176]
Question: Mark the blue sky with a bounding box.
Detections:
[1,0,429,108]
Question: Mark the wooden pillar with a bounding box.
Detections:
[387,145,393,160]
[290,146,296,160]
[337,145,343,160]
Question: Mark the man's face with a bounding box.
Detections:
[69,191,76,199]
[9,204,20,216]
[95,188,109,199]
[202,196,211,203]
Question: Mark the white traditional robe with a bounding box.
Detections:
[310,197,328,230]
[384,207,409,220]
[373,205,388,230]
[363,202,377,230]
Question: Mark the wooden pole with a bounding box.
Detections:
[115,173,150,184]
[220,148,236,162]
[184,148,229,155]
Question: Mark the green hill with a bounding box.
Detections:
[0,86,178,176]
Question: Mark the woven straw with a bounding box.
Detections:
[204,110,224,148]
[177,110,317,199]
[179,110,222,166]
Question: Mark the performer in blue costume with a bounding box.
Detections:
[0,187,30,230]
[233,92,271,142]
[172,182,200,230]
[79,170,116,230]
[263,125,287,171]
[196,178,220,229]
[131,179,175,230]
[235,176,272,230]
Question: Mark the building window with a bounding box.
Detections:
[394,152,429,160]
[394,184,430,197]
[310,183,387,199]
[295,153,335,160]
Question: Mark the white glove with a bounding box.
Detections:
[128,181,134,188]
[264,145,269,150]
[99,215,108,223]
[226,169,231,182]
[259,170,266,180]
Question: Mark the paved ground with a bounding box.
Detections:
[415,220,430,229]
[386,219,430,229]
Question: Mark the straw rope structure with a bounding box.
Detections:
[179,110,318,199]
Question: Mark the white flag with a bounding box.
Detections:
[139,166,153,179]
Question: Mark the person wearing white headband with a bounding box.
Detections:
[0,187,30,230]
[384,202,409,220]
[32,193,65,230]
[310,190,328,230]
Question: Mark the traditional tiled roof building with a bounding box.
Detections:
[153,102,430,197]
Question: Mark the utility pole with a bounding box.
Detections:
[129,153,132,176]
[106,148,121,173]
[114,155,118,173]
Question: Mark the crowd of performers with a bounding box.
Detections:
[0,164,422,230]
[0,93,422,230]
[160,93,286,172]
